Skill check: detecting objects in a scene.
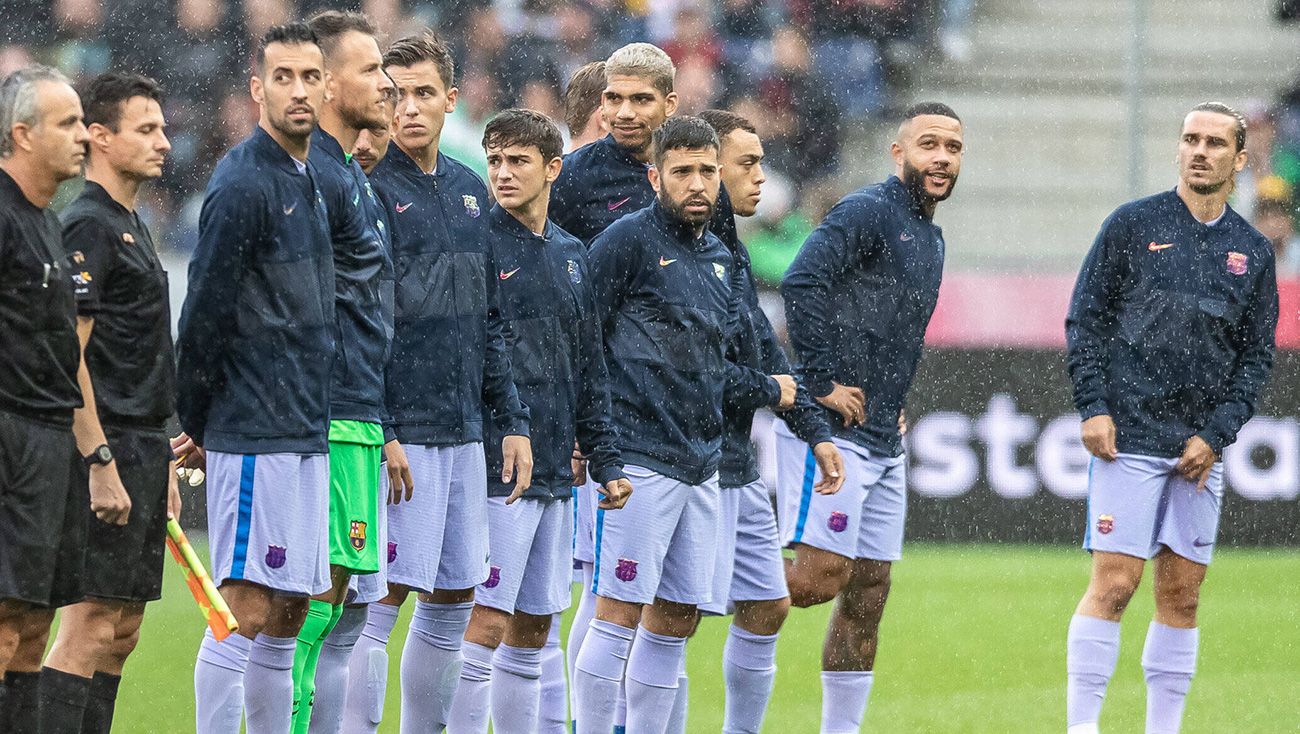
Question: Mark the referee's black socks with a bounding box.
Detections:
[81,672,120,734]
[38,667,90,733]
[3,671,41,732]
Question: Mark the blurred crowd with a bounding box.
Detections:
[1239,83,1300,280]
[0,0,971,270]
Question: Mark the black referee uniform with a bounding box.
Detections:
[61,180,176,602]
[0,168,87,609]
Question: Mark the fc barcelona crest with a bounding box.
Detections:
[568,259,582,284]
[463,194,481,218]
[714,262,727,280]
[1226,251,1248,276]
[266,545,287,569]
[349,520,367,551]
[615,558,638,582]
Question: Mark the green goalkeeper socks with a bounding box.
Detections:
[291,600,343,733]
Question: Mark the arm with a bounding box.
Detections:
[1195,254,1279,454]
[755,305,833,447]
[174,182,257,446]
[482,248,532,497]
[723,256,784,411]
[71,316,132,525]
[574,275,632,509]
[586,227,641,337]
[1064,209,1130,421]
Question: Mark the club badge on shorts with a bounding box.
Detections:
[484,565,501,588]
[463,194,481,218]
[349,520,367,551]
[615,558,638,582]
[1096,514,1115,535]
[387,541,398,564]
[828,511,849,533]
[1226,251,1248,275]
[266,545,287,569]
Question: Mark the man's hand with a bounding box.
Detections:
[1080,415,1118,461]
[597,477,633,510]
[815,382,866,427]
[571,444,588,486]
[166,459,182,523]
[170,432,206,470]
[89,462,132,525]
[384,440,414,504]
[502,435,534,503]
[771,374,797,410]
[1176,435,1218,491]
[811,441,845,495]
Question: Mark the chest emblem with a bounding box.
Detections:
[659,256,677,267]
[567,259,582,284]
[395,201,413,213]
[608,196,631,211]
[71,250,86,264]
[122,232,135,244]
[463,194,481,218]
[714,262,727,280]
[283,202,297,216]
[899,232,914,242]
[499,267,521,280]
[1148,241,1176,251]
[1226,251,1248,275]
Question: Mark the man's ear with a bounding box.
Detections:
[545,155,563,184]
[647,164,660,193]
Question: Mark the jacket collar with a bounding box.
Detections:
[490,203,553,241]
[884,175,933,222]
[385,143,448,181]
[598,134,651,171]
[311,126,348,165]
[249,126,309,176]
[649,199,710,250]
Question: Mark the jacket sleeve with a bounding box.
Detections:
[1196,252,1278,453]
[1064,208,1131,420]
[482,247,530,437]
[723,255,781,411]
[574,256,625,486]
[587,226,640,336]
[755,304,833,446]
[780,196,880,398]
[174,180,259,445]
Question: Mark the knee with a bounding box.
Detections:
[735,597,790,636]
[1155,580,1201,623]
[840,577,890,623]
[787,567,848,609]
[110,617,144,662]
[1088,575,1141,617]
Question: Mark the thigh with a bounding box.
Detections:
[593,466,686,605]
[348,461,390,605]
[781,437,876,558]
[700,486,741,616]
[514,499,575,617]
[729,480,788,604]
[1084,454,1175,561]
[385,443,454,593]
[476,496,543,614]
[659,474,721,606]
[84,427,170,603]
[435,442,490,590]
[0,417,77,607]
[1158,463,1225,566]
[857,456,908,563]
[326,434,383,574]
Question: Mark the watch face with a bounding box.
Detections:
[95,445,113,463]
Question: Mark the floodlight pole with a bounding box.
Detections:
[1126,0,1147,198]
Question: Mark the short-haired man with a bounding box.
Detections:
[573,116,738,734]
[700,108,844,734]
[1064,103,1277,734]
[173,24,336,733]
[778,102,964,734]
[0,65,90,732]
[446,108,632,734]
[349,113,392,175]
[346,32,532,733]
[564,61,608,153]
[39,71,177,734]
[283,12,395,733]
[550,42,677,244]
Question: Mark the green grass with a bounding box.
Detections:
[107,543,1300,732]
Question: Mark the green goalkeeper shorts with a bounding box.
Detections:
[327,420,384,573]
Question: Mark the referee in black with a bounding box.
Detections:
[39,72,179,734]
[0,66,93,731]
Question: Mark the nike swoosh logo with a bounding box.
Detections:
[900,232,914,241]
[608,197,631,211]
[283,203,297,215]
[395,202,413,213]
[659,257,677,267]
[499,268,521,280]
[1148,242,1175,251]
[353,193,360,206]
[1192,538,1214,548]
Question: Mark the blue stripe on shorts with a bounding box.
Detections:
[231,454,257,579]
[792,447,817,543]
[591,507,606,595]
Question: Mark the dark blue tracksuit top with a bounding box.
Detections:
[589,201,744,485]
[782,175,945,458]
[550,134,656,245]
[484,206,624,500]
[310,127,393,426]
[176,127,335,454]
[1066,190,1278,457]
[369,145,529,446]
[710,193,833,488]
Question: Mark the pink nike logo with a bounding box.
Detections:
[499,267,521,280]
[608,197,631,211]
[1148,241,1175,251]
[395,202,413,213]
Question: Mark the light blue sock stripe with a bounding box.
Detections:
[792,447,817,543]
[231,454,257,579]
[592,507,606,595]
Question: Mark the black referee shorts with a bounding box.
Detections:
[0,410,86,608]
[83,425,171,602]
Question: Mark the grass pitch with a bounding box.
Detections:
[106,543,1299,732]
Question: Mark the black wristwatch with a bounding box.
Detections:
[84,444,114,468]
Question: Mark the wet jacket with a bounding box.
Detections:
[782,175,945,458]
[1066,190,1277,457]
[711,194,833,488]
[370,146,528,446]
[310,127,393,426]
[176,127,335,454]
[589,201,743,484]
[550,135,656,245]
[484,206,623,499]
